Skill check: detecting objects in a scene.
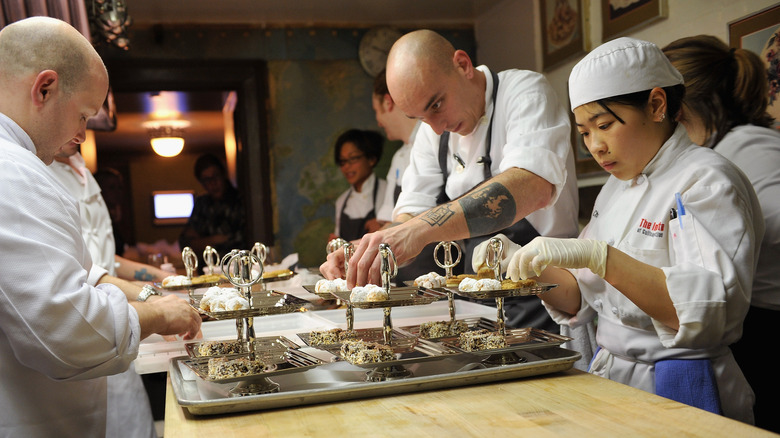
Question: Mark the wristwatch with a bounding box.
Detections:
[137,284,162,302]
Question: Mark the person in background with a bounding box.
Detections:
[663,35,780,432]
[370,69,441,282]
[494,37,762,424]
[330,128,387,242]
[51,148,172,282]
[49,145,172,438]
[94,167,129,255]
[179,153,248,258]
[322,29,579,334]
[0,17,201,436]
[372,68,421,223]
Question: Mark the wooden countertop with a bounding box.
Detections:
[164,368,774,437]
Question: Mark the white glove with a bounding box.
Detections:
[471,233,522,274]
[507,237,608,281]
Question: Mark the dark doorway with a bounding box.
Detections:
[99,58,274,247]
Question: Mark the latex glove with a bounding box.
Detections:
[471,233,522,275]
[507,237,608,281]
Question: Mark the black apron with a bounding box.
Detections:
[437,70,557,332]
[338,177,379,242]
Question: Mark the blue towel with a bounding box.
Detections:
[655,359,722,415]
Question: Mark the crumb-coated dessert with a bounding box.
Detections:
[419,320,469,339]
[459,329,507,351]
[458,277,501,292]
[314,278,349,294]
[414,272,446,288]
[207,356,266,379]
[199,286,249,312]
[308,328,357,344]
[349,284,388,302]
[197,340,244,357]
[340,339,395,364]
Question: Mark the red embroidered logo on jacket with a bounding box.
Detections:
[636,218,665,237]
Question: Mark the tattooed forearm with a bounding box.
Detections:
[458,182,516,237]
[420,204,456,227]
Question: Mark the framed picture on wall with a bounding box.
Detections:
[601,0,667,40]
[540,0,586,70]
[728,4,780,128]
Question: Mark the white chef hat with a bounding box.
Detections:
[568,37,683,111]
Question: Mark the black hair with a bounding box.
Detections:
[194,153,226,180]
[333,129,384,167]
[597,84,686,123]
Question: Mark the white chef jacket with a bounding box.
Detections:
[376,121,421,222]
[0,113,141,437]
[49,154,117,276]
[333,172,387,236]
[546,125,764,423]
[48,154,157,438]
[394,65,579,240]
[712,125,780,310]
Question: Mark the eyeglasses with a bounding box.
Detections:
[338,154,365,167]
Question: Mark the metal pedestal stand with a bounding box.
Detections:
[222,250,281,397]
[434,240,461,322]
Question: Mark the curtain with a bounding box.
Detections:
[1,0,90,40]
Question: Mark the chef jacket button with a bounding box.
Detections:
[593,299,602,310]
[607,239,615,246]
[611,306,619,315]
[636,174,646,185]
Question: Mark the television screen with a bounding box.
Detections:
[152,190,195,225]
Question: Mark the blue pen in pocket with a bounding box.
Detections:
[675,192,685,229]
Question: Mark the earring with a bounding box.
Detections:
[659,113,666,122]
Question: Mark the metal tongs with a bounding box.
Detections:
[434,240,461,321]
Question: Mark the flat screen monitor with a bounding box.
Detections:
[152,190,195,225]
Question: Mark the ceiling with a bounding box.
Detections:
[92,0,505,156]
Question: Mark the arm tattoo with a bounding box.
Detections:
[458,182,516,237]
[420,204,456,227]
[134,268,154,281]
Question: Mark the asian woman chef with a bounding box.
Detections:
[473,37,764,424]
[332,129,387,242]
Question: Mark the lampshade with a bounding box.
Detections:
[142,119,190,157]
[150,137,185,157]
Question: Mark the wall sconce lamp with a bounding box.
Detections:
[142,119,191,157]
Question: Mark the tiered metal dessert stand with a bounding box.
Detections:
[186,247,314,397]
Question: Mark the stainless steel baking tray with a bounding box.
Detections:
[190,291,310,320]
[181,348,326,384]
[446,282,558,299]
[184,335,300,358]
[170,345,581,415]
[329,286,448,309]
[439,327,571,355]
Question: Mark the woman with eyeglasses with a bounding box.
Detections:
[331,129,387,242]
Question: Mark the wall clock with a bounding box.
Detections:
[358,27,403,77]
